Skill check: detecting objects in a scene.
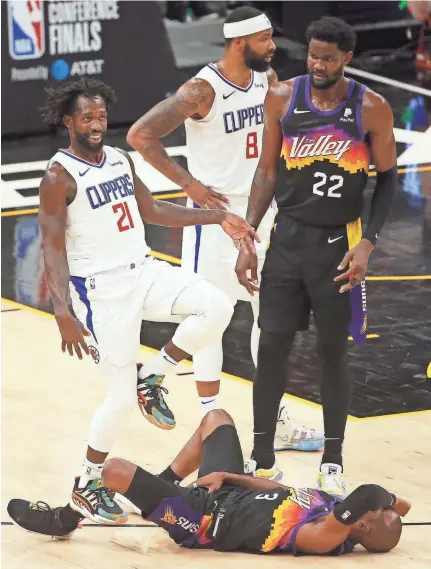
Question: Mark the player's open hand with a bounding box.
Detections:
[185,179,230,210]
[192,472,226,493]
[55,312,91,360]
[235,241,259,296]
[221,213,260,251]
[334,239,374,293]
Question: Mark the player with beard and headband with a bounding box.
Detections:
[127,6,324,484]
[235,16,398,496]
[36,78,258,525]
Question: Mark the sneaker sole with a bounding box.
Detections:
[8,514,75,539]
[274,439,325,452]
[114,494,142,516]
[138,399,176,430]
[69,497,128,526]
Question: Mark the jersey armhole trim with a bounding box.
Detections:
[356,84,367,141]
[46,159,78,207]
[190,75,217,123]
[281,76,301,126]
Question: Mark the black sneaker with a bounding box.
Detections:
[70,477,128,524]
[137,364,176,430]
[7,499,82,538]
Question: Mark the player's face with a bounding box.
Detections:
[243,28,276,72]
[307,39,352,89]
[67,95,107,153]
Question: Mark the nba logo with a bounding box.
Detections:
[8,0,45,60]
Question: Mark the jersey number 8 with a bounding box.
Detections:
[246,131,259,159]
[313,171,344,198]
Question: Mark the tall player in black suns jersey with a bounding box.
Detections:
[236,17,398,496]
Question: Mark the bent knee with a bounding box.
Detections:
[201,409,234,430]
[103,458,137,489]
[204,286,234,328]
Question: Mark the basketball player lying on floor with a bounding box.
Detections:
[8,410,410,555]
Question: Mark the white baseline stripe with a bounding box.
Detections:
[0,147,188,175]
[345,66,431,97]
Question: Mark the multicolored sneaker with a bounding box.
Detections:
[244,458,286,484]
[274,405,325,451]
[317,463,347,499]
[137,364,176,430]
[7,499,82,538]
[70,477,128,525]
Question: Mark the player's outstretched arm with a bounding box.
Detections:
[194,471,289,493]
[334,93,397,293]
[39,166,90,359]
[118,148,258,248]
[245,82,287,229]
[126,79,228,209]
[235,83,289,295]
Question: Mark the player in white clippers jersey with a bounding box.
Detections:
[127,6,324,473]
[39,79,258,525]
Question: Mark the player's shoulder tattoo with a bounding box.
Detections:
[176,77,215,116]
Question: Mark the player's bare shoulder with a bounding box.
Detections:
[176,76,216,120]
[265,78,296,119]
[266,68,279,86]
[361,87,393,133]
[40,161,76,204]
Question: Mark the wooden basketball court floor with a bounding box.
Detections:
[2,297,431,569]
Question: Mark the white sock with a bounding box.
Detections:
[199,395,220,417]
[138,347,179,380]
[79,458,104,488]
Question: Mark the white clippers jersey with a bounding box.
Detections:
[47,145,150,277]
[185,63,269,197]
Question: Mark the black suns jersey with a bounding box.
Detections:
[275,74,371,227]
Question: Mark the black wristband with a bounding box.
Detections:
[333,484,395,525]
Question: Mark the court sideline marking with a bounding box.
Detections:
[2,297,430,423]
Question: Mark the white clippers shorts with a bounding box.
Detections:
[69,256,201,368]
[181,196,276,304]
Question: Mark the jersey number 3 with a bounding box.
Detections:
[313,172,344,198]
[113,201,135,232]
[246,132,259,159]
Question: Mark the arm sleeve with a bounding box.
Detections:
[362,166,397,246]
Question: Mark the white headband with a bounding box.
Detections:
[223,14,272,39]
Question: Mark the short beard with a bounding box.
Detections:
[75,131,104,153]
[244,45,271,72]
[309,66,343,90]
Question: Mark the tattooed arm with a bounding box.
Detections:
[126,78,228,209]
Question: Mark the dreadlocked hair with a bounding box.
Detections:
[41,78,117,125]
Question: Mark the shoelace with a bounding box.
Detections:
[29,501,61,538]
[139,384,169,409]
[90,486,115,509]
[29,501,52,512]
